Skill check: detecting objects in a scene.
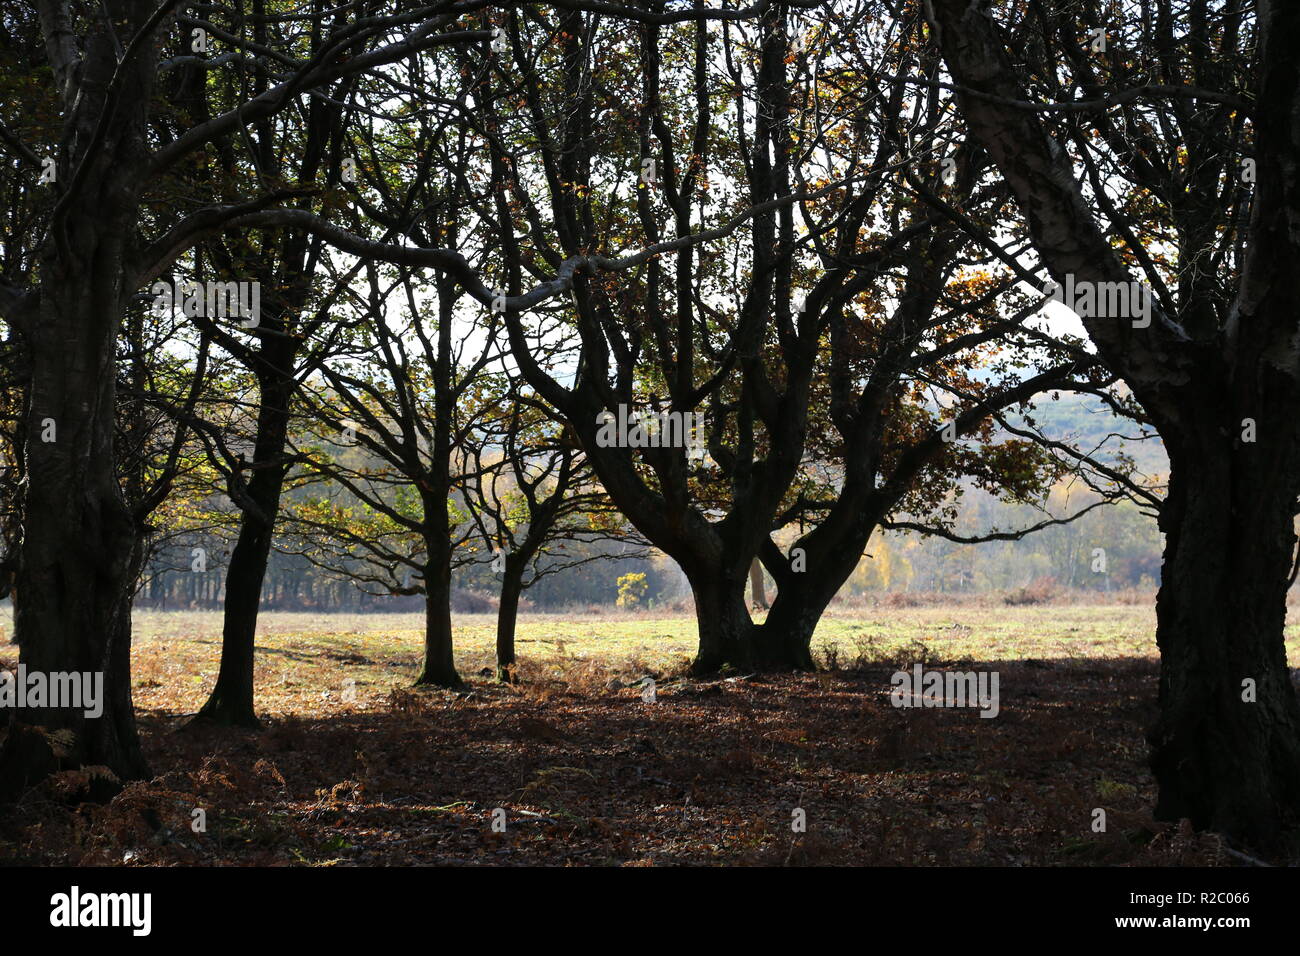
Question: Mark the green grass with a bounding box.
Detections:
[804,604,1162,663]
[130,603,1167,670]
[2,604,1297,721]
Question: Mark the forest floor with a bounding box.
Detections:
[3,606,1298,866]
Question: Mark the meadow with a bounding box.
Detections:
[3,603,1297,866]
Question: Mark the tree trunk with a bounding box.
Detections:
[195,376,292,728]
[495,564,525,683]
[749,558,769,610]
[415,550,462,688]
[1148,424,1300,848]
[752,584,821,671]
[414,283,462,689]
[1,266,148,797]
[194,530,269,727]
[689,573,753,673]
[753,501,880,671]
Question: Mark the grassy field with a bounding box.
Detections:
[3,603,1298,866]
[96,603,1300,717]
[1,603,1192,720]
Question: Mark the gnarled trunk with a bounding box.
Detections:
[1149,417,1300,846]
[689,573,753,673]
[2,264,148,796]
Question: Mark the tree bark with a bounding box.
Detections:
[495,563,525,683]
[194,374,293,727]
[688,572,754,673]
[415,544,462,688]
[1148,410,1300,845]
[0,0,164,799]
[2,263,149,796]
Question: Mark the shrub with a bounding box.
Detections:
[1003,576,1057,606]
[616,572,649,609]
[450,589,498,613]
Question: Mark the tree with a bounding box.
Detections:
[461,383,644,681]
[205,4,833,675]
[0,0,546,785]
[287,260,504,688]
[476,3,972,670]
[722,5,1136,668]
[174,43,364,727]
[927,0,1300,847]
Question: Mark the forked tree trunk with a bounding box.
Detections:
[752,587,820,671]
[1149,417,1300,846]
[753,501,880,671]
[689,573,754,673]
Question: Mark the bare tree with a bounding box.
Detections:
[462,382,648,681]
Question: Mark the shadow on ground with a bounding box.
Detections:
[0,657,1256,865]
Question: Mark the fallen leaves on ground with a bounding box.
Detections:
[0,652,1235,866]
